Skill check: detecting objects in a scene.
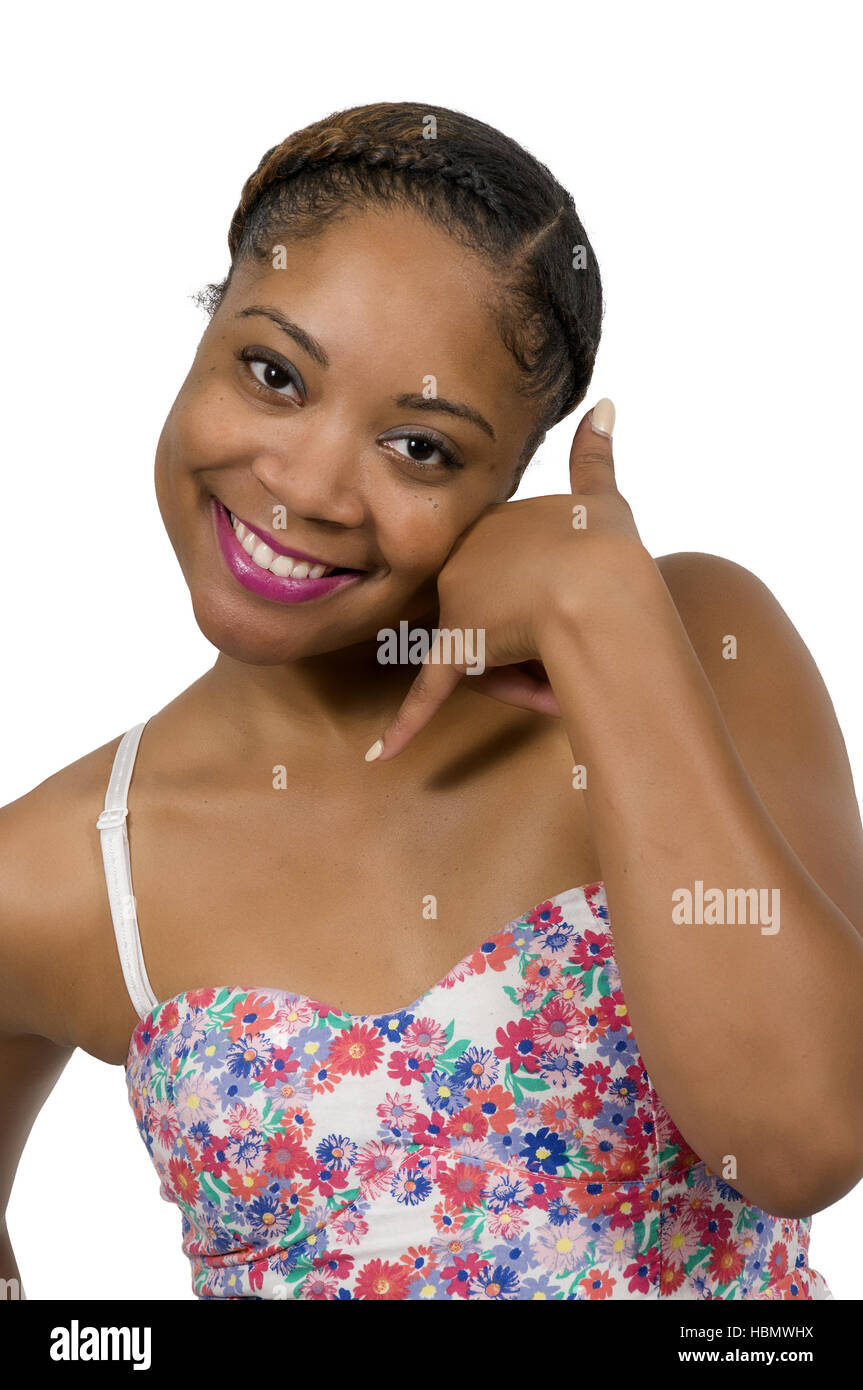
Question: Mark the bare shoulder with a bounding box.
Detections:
[655,549,863,935]
[0,732,129,1048]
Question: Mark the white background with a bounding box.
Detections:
[3,0,861,1299]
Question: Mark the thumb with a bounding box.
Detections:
[569,397,617,495]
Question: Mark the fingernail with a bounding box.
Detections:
[590,398,615,439]
[364,738,383,762]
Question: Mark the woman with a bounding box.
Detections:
[2,101,862,1301]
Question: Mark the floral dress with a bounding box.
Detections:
[125,882,832,1300]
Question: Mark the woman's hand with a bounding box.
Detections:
[365,398,648,761]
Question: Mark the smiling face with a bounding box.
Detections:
[154,204,543,664]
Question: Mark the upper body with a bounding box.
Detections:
[3,101,863,1297]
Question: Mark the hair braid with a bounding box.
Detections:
[228,128,508,256]
[204,102,603,464]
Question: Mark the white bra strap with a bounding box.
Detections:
[96,721,158,1020]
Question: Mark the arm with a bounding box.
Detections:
[0,1033,74,1299]
[0,781,96,1297]
[538,540,863,1216]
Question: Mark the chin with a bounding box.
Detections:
[186,587,376,665]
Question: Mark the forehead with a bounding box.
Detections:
[222,205,535,437]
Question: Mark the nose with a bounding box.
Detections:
[249,425,368,530]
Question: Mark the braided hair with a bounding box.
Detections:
[202,102,604,466]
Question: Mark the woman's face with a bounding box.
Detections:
[155,204,541,664]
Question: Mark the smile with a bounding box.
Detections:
[211,498,366,605]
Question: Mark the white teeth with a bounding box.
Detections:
[229,510,338,579]
[252,541,275,568]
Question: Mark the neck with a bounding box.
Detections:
[179,611,445,754]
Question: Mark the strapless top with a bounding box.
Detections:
[122,879,832,1300]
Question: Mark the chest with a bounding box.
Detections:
[150,768,594,1005]
[84,715,600,1062]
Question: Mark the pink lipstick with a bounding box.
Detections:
[211,498,365,604]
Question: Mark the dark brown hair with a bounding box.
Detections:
[200,101,604,468]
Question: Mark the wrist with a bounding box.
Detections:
[534,534,660,657]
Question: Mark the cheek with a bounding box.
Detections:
[157,380,237,481]
[374,489,467,581]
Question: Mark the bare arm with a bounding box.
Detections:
[0,739,124,1296]
[0,1032,74,1298]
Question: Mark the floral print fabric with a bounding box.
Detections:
[125,883,831,1300]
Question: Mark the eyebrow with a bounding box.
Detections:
[392,393,496,442]
[235,303,496,442]
[235,305,330,368]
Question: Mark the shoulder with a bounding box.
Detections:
[653,548,831,719]
[0,733,126,1044]
[655,549,863,936]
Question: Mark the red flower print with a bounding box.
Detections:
[708,1238,745,1286]
[624,1249,658,1294]
[696,1202,734,1247]
[580,1267,616,1299]
[467,933,517,976]
[494,1017,540,1074]
[768,1240,789,1280]
[355,1141,400,1198]
[658,1262,687,1295]
[440,1251,488,1299]
[770,1271,809,1299]
[158,1000,180,1037]
[387,1049,434,1086]
[409,1110,449,1150]
[445,1106,489,1143]
[310,1166,350,1200]
[572,1084,604,1121]
[167,1156,200,1205]
[532,997,585,1054]
[597,993,628,1032]
[399,1245,437,1280]
[568,929,613,973]
[354,1258,412,1300]
[607,1186,649,1228]
[438,1161,487,1212]
[328,1023,384,1077]
[466,1084,516,1134]
[527,901,564,929]
[186,988,217,1008]
[258,1048,300,1088]
[228,993,279,1042]
[300,1268,341,1299]
[263,1130,307,1180]
[401,1017,448,1060]
[312,1248,356,1281]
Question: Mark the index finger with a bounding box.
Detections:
[365,641,463,762]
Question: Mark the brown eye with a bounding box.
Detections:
[385,434,463,472]
[236,347,304,401]
[247,358,301,398]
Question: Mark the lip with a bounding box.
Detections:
[227,508,363,570]
[211,498,365,605]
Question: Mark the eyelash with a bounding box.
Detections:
[234,347,464,473]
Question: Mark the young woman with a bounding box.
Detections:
[2,101,862,1301]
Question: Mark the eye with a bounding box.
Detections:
[237,347,303,401]
[383,433,463,472]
